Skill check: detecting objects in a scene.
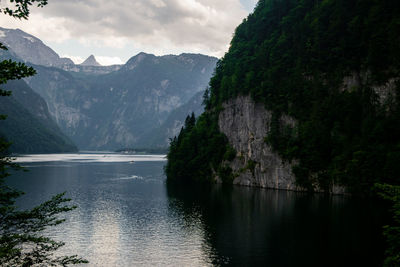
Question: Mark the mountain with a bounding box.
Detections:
[165,0,400,194]
[136,90,204,149]
[0,27,73,67]
[80,55,101,66]
[62,64,122,75]
[25,52,217,150]
[0,79,77,153]
[0,27,217,151]
[0,27,120,75]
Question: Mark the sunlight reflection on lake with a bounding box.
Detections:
[6,153,386,266]
[13,152,166,163]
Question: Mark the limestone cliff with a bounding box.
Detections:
[218,96,298,190]
[218,95,346,194]
[165,0,400,194]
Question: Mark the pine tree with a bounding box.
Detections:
[0,1,87,266]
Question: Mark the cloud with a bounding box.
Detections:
[96,56,124,66]
[61,54,84,64]
[62,54,123,66]
[0,0,250,58]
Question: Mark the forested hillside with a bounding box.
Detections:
[166,0,400,193]
[0,80,77,153]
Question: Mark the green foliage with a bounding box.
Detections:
[374,184,400,266]
[217,165,234,184]
[0,59,36,97]
[167,2,400,264]
[223,145,236,161]
[0,192,88,266]
[203,0,400,192]
[168,0,400,192]
[0,131,86,266]
[245,160,257,177]
[0,0,48,19]
[165,112,232,184]
[0,1,86,265]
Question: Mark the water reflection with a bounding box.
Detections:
[7,155,387,266]
[8,159,218,266]
[167,183,386,266]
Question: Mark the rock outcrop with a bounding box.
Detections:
[218,95,298,190]
[218,95,346,194]
[340,71,398,106]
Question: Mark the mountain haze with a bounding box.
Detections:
[0,80,77,153]
[137,90,205,148]
[1,27,217,151]
[24,52,217,150]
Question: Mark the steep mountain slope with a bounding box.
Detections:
[0,27,73,67]
[166,0,400,193]
[137,90,204,149]
[25,52,217,150]
[0,27,216,150]
[0,80,77,153]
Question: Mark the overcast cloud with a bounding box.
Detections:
[0,0,256,65]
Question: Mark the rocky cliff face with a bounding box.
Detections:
[218,95,346,194]
[166,0,399,194]
[340,71,398,106]
[25,53,217,150]
[218,95,298,190]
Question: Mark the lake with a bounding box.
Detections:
[7,152,386,266]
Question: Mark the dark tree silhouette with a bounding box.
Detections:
[0,1,87,265]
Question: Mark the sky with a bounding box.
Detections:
[0,0,258,65]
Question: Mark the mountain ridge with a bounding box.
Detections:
[23,52,217,150]
[80,55,101,66]
[0,27,74,67]
[1,26,217,151]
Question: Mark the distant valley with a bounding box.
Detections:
[0,27,217,152]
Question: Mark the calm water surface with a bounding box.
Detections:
[7,153,386,266]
